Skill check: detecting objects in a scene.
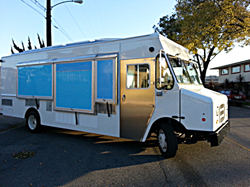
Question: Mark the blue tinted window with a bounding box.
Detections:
[56,61,92,110]
[18,65,52,97]
[96,59,114,101]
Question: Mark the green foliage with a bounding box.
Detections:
[12,39,24,53]
[11,34,45,54]
[28,37,32,50]
[154,0,250,84]
[21,42,25,51]
[154,13,181,42]
[37,34,45,48]
[11,46,15,54]
[224,78,230,88]
[236,74,244,83]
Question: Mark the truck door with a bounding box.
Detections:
[120,58,155,141]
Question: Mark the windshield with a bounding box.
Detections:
[185,63,202,85]
[168,56,202,85]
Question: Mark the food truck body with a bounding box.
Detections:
[0,33,230,158]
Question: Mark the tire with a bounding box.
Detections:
[26,111,42,133]
[157,123,178,158]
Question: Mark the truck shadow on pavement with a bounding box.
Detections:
[1,124,249,187]
[1,125,165,186]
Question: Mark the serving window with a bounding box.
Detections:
[17,54,117,114]
[55,61,94,113]
[17,64,53,99]
[95,58,117,103]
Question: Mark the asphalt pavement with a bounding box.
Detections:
[0,106,250,187]
[0,114,25,132]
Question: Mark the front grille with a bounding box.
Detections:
[219,104,225,123]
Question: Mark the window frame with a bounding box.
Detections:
[17,63,53,100]
[155,54,175,90]
[54,60,95,114]
[221,68,229,76]
[231,65,241,74]
[244,64,250,72]
[95,57,117,104]
[126,63,150,90]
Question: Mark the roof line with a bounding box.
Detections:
[211,59,250,69]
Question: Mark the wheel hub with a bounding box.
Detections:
[28,115,37,130]
[158,129,167,152]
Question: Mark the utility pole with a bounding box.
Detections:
[46,0,83,47]
[46,0,52,47]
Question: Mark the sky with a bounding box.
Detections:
[1,0,250,76]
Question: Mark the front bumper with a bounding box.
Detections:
[208,120,230,146]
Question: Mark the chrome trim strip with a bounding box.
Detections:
[16,96,53,100]
[17,55,97,67]
[16,53,118,67]
[1,94,17,97]
[96,53,117,59]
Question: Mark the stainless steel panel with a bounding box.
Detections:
[120,58,155,141]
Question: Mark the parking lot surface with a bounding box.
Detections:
[0,106,250,187]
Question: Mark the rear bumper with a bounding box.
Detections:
[208,120,230,146]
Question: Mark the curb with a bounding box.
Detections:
[242,105,250,109]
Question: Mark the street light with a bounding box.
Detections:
[46,0,83,47]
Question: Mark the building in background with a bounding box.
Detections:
[205,75,219,91]
[211,59,250,98]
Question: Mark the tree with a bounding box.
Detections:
[154,0,250,85]
[12,39,24,53]
[236,74,245,90]
[11,34,45,54]
[224,78,230,89]
[37,34,45,48]
[28,37,32,50]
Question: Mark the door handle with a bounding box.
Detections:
[122,94,126,101]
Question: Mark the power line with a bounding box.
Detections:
[51,18,74,42]
[81,7,96,39]
[94,0,107,36]
[63,3,87,39]
[21,0,45,19]
[21,0,74,42]
[29,0,46,11]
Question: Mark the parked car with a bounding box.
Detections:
[220,89,246,105]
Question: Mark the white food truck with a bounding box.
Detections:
[0,33,230,158]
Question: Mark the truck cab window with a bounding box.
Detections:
[186,63,202,85]
[168,56,202,85]
[156,56,174,90]
[127,64,150,89]
[168,57,192,84]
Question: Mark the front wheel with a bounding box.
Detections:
[26,111,42,133]
[157,123,178,158]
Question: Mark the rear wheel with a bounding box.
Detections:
[157,123,178,158]
[26,111,42,133]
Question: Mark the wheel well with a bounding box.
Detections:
[25,108,40,120]
[150,117,187,134]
